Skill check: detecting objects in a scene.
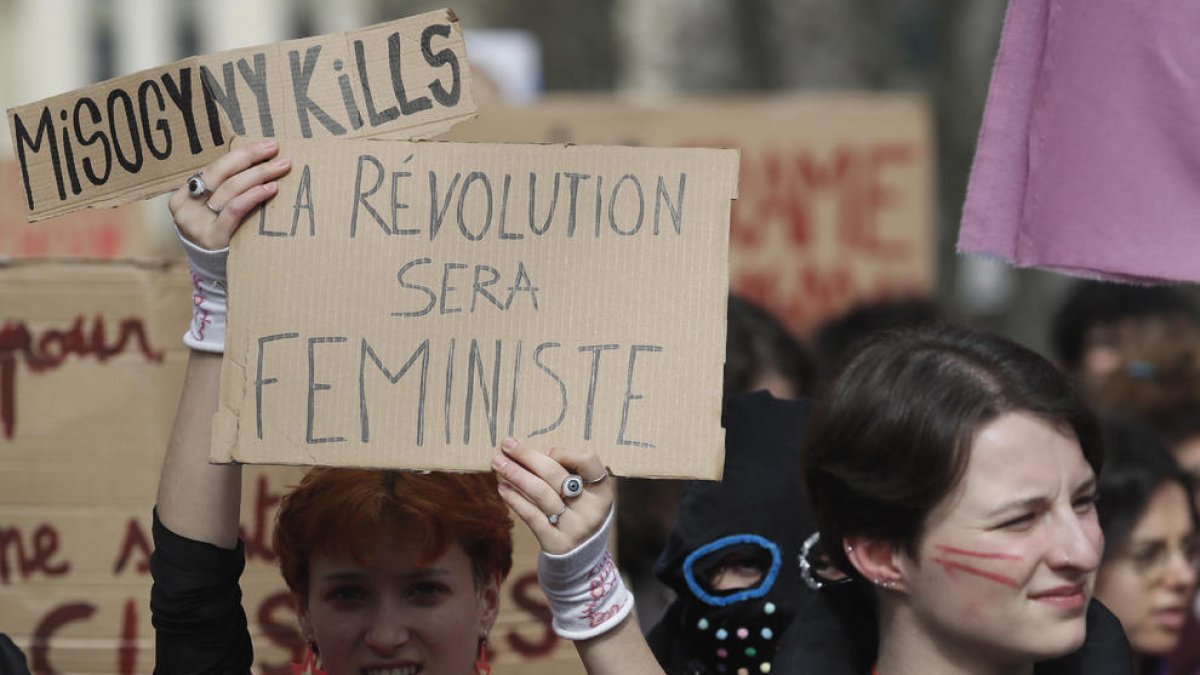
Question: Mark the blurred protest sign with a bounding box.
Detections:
[441,94,935,335]
[0,259,584,674]
[7,8,474,222]
[0,160,161,259]
[214,139,738,480]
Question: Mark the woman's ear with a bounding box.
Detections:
[294,592,316,644]
[843,535,909,593]
[478,573,502,636]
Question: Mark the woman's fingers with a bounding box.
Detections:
[168,140,289,250]
[492,438,615,555]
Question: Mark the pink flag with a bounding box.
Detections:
[958,0,1200,283]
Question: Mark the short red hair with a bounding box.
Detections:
[273,469,514,599]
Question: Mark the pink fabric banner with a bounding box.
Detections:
[958,0,1200,283]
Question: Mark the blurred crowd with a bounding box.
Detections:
[624,282,1200,675]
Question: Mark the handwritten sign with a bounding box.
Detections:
[0,260,586,674]
[440,94,935,335]
[7,8,475,222]
[214,139,738,479]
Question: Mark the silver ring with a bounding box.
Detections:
[584,467,612,485]
[186,172,208,197]
[205,200,222,215]
[547,504,568,526]
[561,474,585,499]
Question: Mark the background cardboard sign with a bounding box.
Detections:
[8,8,475,222]
[0,259,586,674]
[440,94,935,335]
[215,139,738,480]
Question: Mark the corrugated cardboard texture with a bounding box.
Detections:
[8,8,475,222]
[0,260,584,674]
[441,94,935,335]
[214,139,737,480]
[0,161,157,259]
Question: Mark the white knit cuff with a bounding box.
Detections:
[177,227,228,353]
[537,507,634,640]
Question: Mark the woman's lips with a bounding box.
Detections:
[1153,606,1189,631]
[1029,584,1087,610]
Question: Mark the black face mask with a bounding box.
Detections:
[671,535,793,675]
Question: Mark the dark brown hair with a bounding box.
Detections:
[803,324,1103,577]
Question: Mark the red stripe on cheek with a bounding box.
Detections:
[933,558,1021,588]
[934,544,1021,561]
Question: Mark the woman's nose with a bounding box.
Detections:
[1049,512,1103,572]
[1162,547,1199,589]
[364,601,412,654]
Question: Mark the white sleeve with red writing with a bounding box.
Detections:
[536,507,634,641]
[177,228,227,353]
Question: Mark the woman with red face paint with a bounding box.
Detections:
[1093,416,1200,674]
[491,325,1140,675]
[790,324,1136,675]
[152,142,632,675]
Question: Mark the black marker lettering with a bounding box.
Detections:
[527,172,560,236]
[577,344,619,441]
[464,339,502,445]
[13,107,64,209]
[618,345,662,448]
[350,154,391,237]
[609,174,645,236]
[387,32,432,115]
[392,258,436,318]
[291,164,315,236]
[137,80,172,160]
[289,46,347,137]
[74,97,112,186]
[255,333,299,440]
[106,89,143,173]
[421,23,461,107]
[200,63,245,135]
[530,342,567,437]
[354,39,399,126]
[333,59,364,130]
[236,53,274,136]
[360,338,429,446]
[457,171,493,241]
[429,171,461,240]
[160,68,202,154]
[307,336,348,444]
[655,174,686,235]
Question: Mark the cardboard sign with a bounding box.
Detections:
[440,94,935,335]
[7,8,475,222]
[214,139,738,479]
[0,260,585,674]
[0,160,160,259]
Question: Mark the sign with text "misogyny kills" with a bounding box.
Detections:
[214,139,738,480]
[8,9,473,221]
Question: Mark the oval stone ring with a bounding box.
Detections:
[561,474,585,499]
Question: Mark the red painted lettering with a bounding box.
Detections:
[31,602,95,674]
[504,571,557,658]
[239,474,283,563]
[257,590,305,675]
[0,316,163,439]
[0,523,70,584]
[112,518,152,576]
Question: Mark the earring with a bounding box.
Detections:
[475,636,492,675]
[290,643,326,675]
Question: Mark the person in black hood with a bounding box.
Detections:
[646,390,815,674]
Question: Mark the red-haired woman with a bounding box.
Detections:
[154,141,648,675]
